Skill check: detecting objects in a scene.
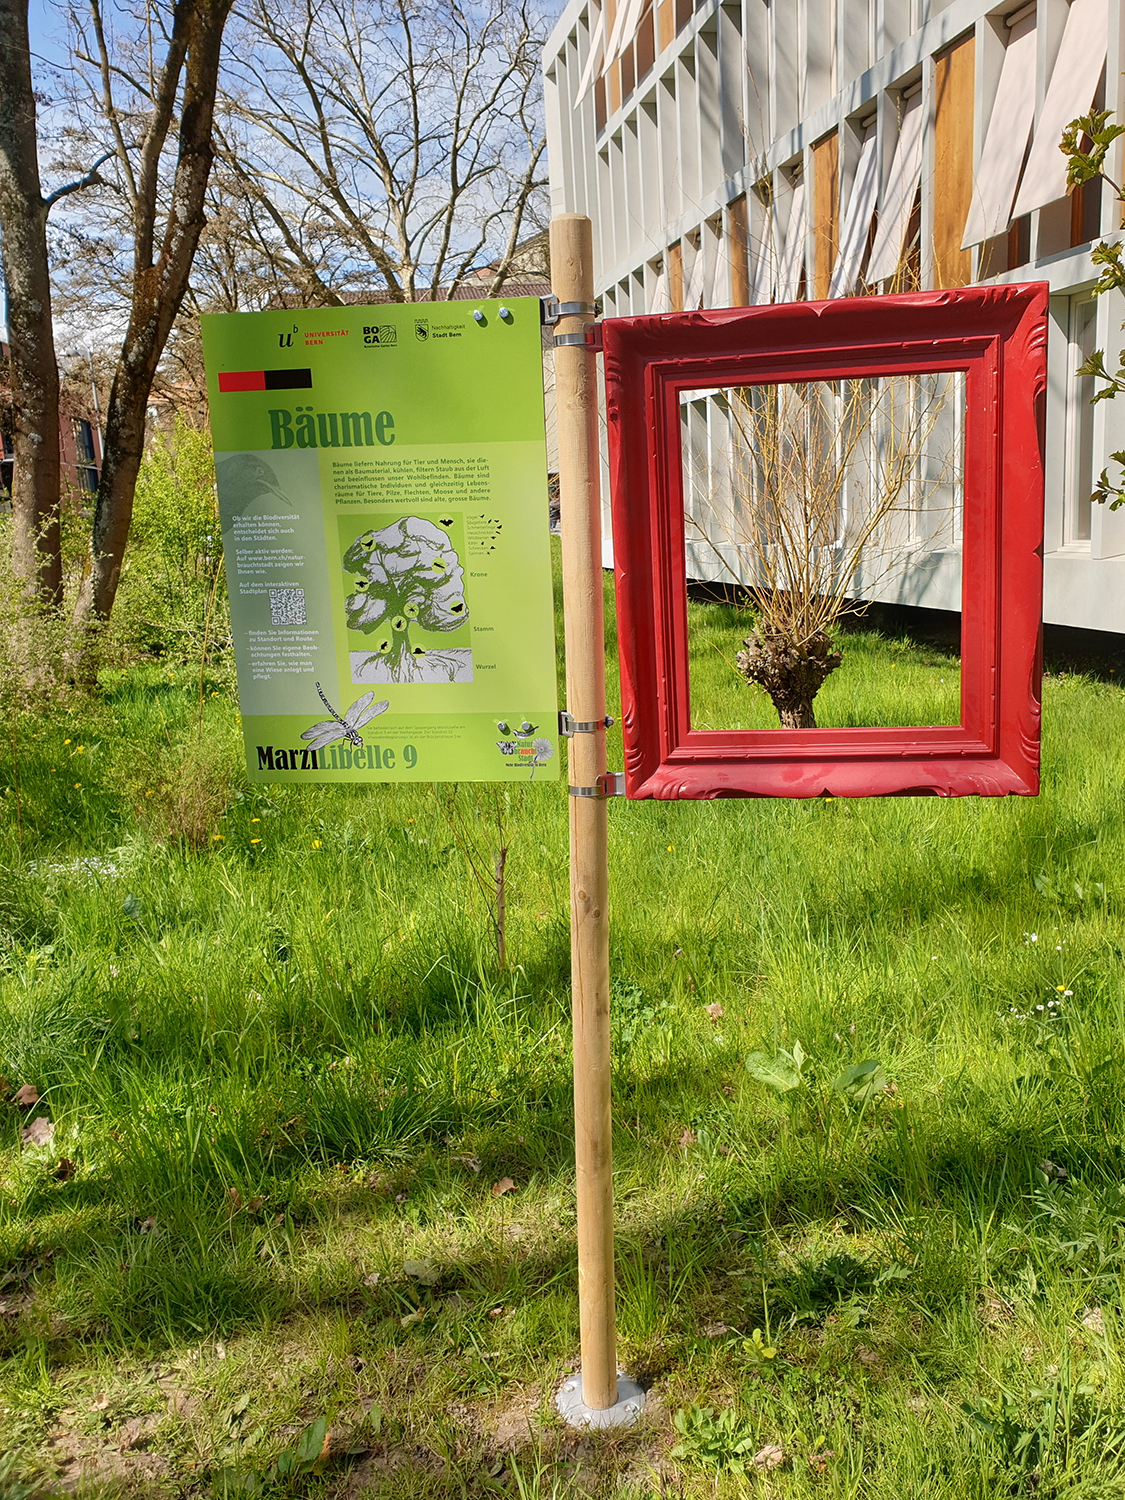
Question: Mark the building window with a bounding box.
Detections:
[1065,297,1097,545]
[73,417,99,495]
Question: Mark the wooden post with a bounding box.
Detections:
[550,213,617,1411]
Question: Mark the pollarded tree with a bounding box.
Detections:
[684,373,958,729]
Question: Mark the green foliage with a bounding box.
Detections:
[746,1038,888,1111]
[210,1417,327,1497]
[118,418,226,660]
[1062,110,1125,191]
[611,978,672,1056]
[832,1057,888,1108]
[2,564,1125,1495]
[1061,109,1125,508]
[962,1353,1125,1485]
[670,1404,759,1473]
[745,1038,807,1094]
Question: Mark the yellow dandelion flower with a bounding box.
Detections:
[312,840,321,848]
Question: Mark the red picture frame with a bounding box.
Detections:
[603,284,1047,799]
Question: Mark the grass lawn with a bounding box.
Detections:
[2,546,1125,1498]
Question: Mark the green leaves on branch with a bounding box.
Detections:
[1089,240,1125,298]
[1062,110,1125,192]
[1060,109,1125,509]
[1073,345,1125,508]
[745,1040,888,1109]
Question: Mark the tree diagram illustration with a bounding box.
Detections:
[342,516,472,683]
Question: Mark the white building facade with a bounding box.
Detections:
[543,0,1125,633]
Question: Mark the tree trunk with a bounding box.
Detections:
[0,0,62,608]
[736,627,842,730]
[72,0,234,638]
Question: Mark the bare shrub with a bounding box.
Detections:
[136,724,240,852]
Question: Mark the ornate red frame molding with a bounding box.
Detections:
[603,284,1047,799]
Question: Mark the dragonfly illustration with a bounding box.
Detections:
[302,684,389,751]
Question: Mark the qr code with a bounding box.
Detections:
[268,587,306,625]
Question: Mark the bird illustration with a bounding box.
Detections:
[216,453,289,507]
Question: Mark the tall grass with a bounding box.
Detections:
[1,548,1124,1496]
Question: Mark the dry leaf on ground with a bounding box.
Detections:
[705,1003,724,1022]
[491,1177,516,1197]
[677,1127,696,1150]
[14,1084,39,1107]
[20,1118,54,1148]
[1082,1306,1106,1334]
[752,1445,784,1471]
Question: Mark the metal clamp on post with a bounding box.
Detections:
[568,772,625,799]
[541,294,598,325]
[558,710,615,737]
[553,323,602,350]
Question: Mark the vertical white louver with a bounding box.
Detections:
[960,12,1037,247]
[1011,0,1108,220]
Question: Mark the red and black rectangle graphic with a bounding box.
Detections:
[217,368,313,393]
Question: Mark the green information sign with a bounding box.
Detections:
[200,298,559,782]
